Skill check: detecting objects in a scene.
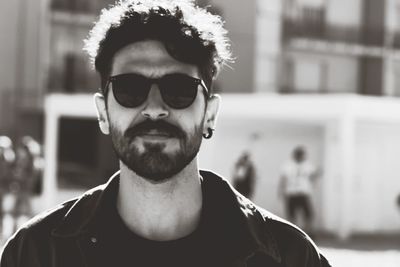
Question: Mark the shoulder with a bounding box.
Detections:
[251,204,331,266]
[5,198,75,240]
[198,170,330,266]
[1,181,108,263]
[5,181,106,240]
[0,199,76,266]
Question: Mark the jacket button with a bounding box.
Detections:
[90,237,97,243]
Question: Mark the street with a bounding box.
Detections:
[322,247,400,267]
[319,235,400,267]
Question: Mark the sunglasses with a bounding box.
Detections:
[105,73,209,109]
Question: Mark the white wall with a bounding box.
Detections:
[198,94,400,236]
[199,118,325,228]
[383,58,400,97]
[254,0,282,93]
[353,122,400,233]
[210,0,257,93]
[385,0,400,32]
[325,0,363,27]
[293,59,324,92]
[43,94,400,237]
[0,0,43,91]
[0,0,19,91]
[290,51,359,93]
[200,116,400,236]
[325,56,359,93]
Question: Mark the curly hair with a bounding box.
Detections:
[83,0,232,94]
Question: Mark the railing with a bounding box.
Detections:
[282,6,385,46]
[275,57,361,95]
[282,7,326,41]
[47,64,98,94]
[50,0,114,15]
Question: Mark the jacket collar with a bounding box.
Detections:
[199,170,281,263]
[51,170,281,263]
[51,171,121,237]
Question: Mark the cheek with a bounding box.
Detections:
[175,107,206,133]
[107,99,141,131]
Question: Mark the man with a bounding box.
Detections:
[1,0,330,266]
[8,137,42,236]
[0,136,15,238]
[279,146,319,237]
[397,193,400,210]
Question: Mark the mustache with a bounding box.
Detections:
[124,120,185,139]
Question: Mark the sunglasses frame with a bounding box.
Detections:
[103,73,210,109]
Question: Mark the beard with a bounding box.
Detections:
[109,118,204,183]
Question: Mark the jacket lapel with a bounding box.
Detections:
[199,170,282,265]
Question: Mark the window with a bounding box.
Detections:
[293,59,326,93]
[57,118,118,189]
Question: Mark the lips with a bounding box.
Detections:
[136,129,175,138]
[125,120,184,140]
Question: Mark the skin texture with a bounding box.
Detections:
[94,40,220,241]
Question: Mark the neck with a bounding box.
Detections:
[117,158,203,241]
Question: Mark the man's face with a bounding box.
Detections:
[95,40,218,182]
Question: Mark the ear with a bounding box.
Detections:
[94,93,110,135]
[204,94,221,133]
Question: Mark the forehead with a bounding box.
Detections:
[111,40,199,77]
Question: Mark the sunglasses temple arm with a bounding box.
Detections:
[101,80,111,96]
[200,80,210,98]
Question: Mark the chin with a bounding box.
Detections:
[123,147,197,183]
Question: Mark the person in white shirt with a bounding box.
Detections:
[279,146,319,235]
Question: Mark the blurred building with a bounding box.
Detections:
[3,0,400,137]
[0,0,45,140]
[251,0,400,238]
[2,0,400,239]
[256,0,400,95]
[0,0,259,213]
[0,0,257,139]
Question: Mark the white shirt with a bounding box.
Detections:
[280,160,316,195]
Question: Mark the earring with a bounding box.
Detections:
[202,128,214,139]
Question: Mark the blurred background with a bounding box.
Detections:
[1,0,400,265]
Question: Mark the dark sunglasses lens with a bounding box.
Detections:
[161,74,199,109]
[111,74,149,108]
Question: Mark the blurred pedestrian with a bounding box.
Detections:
[279,146,319,236]
[232,151,256,199]
[1,1,330,266]
[8,136,42,235]
[397,193,400,210]
[0,136,15,237]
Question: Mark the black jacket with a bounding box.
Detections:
[1,170,331,266]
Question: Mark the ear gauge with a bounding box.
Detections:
[202,128,214,139]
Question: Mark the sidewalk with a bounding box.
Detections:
[315,234,400,267]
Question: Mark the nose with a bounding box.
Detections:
[141,84,169,120]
